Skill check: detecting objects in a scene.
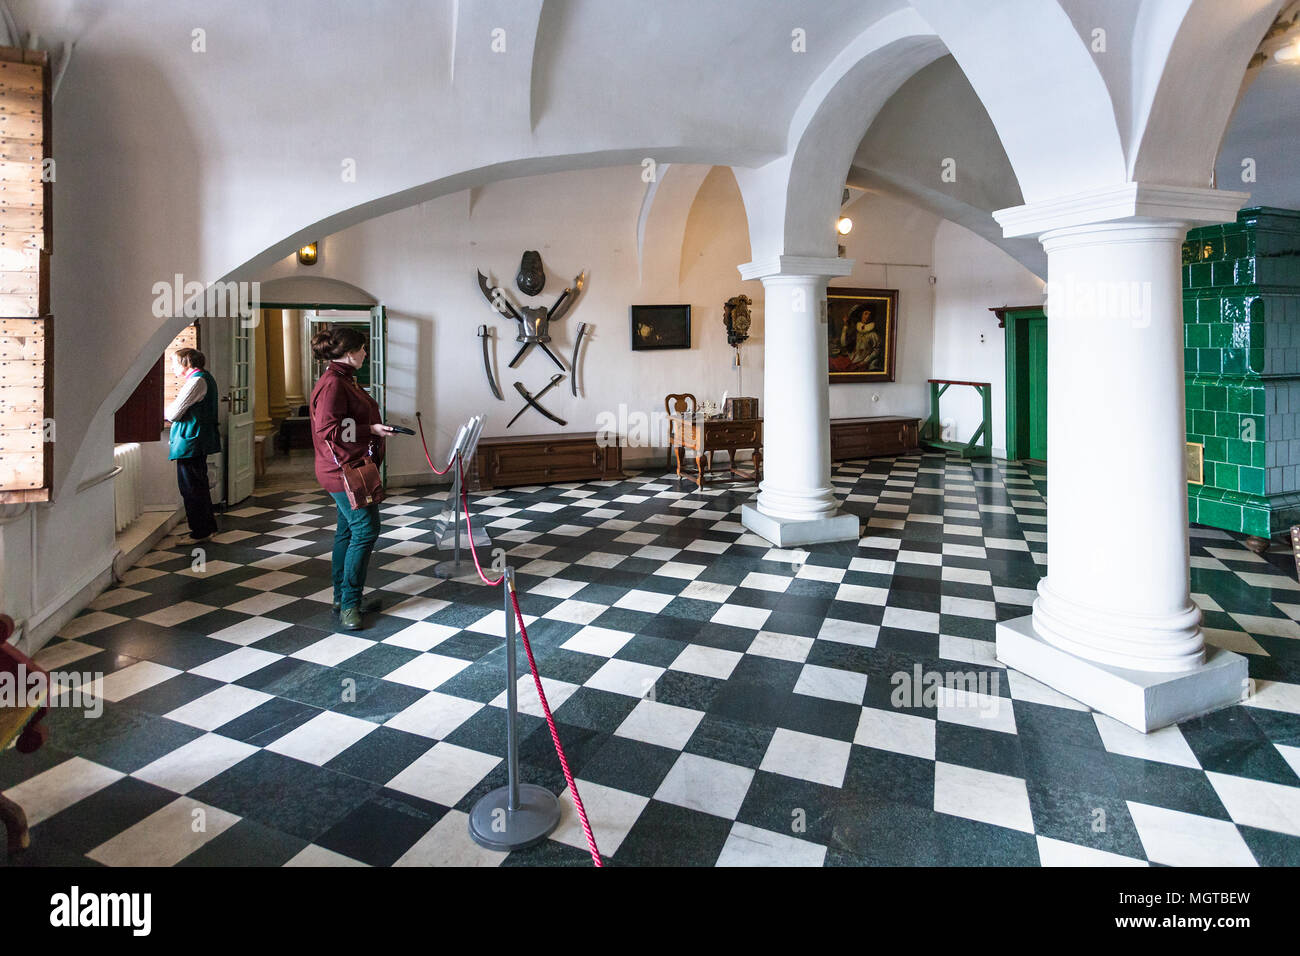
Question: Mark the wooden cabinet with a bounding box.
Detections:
[472,432,624,490]
[829,416,920,461]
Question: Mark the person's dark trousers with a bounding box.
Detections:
[176,455,218,539]
[329,491,381,609]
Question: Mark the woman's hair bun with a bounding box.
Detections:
[311,328,337,361]
[311,324,366,361]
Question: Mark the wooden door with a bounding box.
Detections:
[1027,318,1047,461]
[226,314,256,504]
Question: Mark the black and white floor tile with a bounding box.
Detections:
[3,454,1299,867]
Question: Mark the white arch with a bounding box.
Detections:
[635,163,713,286]
[1131,0,1285,184]
[734,7,946,260]
[910,0,1126,202]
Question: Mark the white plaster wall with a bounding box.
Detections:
[930,219,1046,457]
[253,164,764,476]
[829,192,941,424]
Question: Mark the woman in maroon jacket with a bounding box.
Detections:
[309,325,396,629]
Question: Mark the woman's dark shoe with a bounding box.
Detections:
[339,607,364,630]
[333,595,382,615]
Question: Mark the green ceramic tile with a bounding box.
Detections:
[1227,439,1252,466]
[1227,388,1253,413]
[1185,324,1209,349]
[1199,348,1222,374]
[1249,348,1265,373]
[1203,385,1226,411]
[1198,297,1220,324]
[1204,435,1227,462]
[1248,297,1266,322]
[1185,348,1198,373]
[1226,233,1247,259]
[1252,441,1266,468]
[1244,509,1269,537]
[1194,410,1216,435]
[1222,296,1246,324]
[1240,466,1265,497]
[1186,494,1199,523]
[1236,258,1256,286]
[1197,497,1242,532]
[1253,388,1266,415]
[1243,414,1264,439]
[1191,263,1212,288]
[1222,349,1246,375]
[1214,462,1239,492]
[1186,383,1205,410]
[1213,260,1237,286]
[1216,412,1240,438]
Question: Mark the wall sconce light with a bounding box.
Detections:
[836,217,853,236]
[297,242,318,266]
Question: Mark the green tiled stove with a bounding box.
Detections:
[1184,206,1300,549]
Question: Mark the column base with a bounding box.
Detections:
[741,503,859,547]
[996,616,1247,733]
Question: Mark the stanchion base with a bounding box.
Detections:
[468,784,562,852]
[434,558,480,579]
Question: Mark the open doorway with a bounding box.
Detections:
[210,286,386,505]
[245,303,387,496]
[1003,305,1047,464]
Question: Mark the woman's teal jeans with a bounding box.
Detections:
[329,491,381,610]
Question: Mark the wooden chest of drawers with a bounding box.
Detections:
[471,432,625,490]
[829,416,921,461]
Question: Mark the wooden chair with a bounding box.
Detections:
[665,393,711,472]
[0,614,50,855]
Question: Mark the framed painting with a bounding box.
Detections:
[827,287,898,384]
[631,304,691,350]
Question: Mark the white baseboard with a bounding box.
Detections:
[21,553,117,656]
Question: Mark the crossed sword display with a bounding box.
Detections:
[478,273,595,426]
[479,334,586,427]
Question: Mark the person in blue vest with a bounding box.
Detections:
[165,348,222,541]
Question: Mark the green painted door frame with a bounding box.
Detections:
[1002,305,1048,462]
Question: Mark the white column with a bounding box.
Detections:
[993,184,1249,732]
[1034,220,1203,671]
[737,256,859,546]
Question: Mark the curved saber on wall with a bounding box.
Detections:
[478,325,503,400]
[570,322,588,397]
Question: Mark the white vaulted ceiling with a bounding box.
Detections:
[0,0,1286,492]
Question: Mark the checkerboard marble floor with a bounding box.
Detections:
[3,454,1299,867]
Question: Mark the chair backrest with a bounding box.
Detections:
[665,393,696,418]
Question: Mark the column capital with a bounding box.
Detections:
[993,182,1249,239]
[738,255,855,283]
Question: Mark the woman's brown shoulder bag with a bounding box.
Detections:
[327,440,384,509]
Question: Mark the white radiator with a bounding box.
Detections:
[113,443,143,532]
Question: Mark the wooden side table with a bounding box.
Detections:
[670,415,762,491]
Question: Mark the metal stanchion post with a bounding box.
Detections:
[468,567,562,851]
